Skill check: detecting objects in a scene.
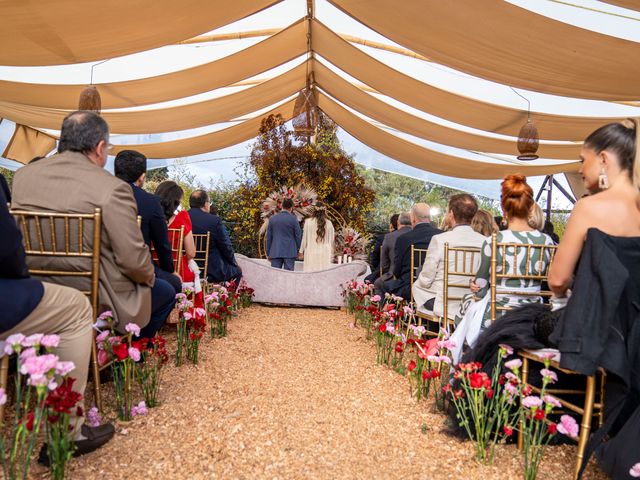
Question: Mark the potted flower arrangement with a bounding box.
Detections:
[135,336,169,407]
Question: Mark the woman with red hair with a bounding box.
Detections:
[450,174,554,362]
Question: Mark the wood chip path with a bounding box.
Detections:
[43,306,607,479]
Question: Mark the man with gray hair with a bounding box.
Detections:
[374,211,412,295]
[381,202,442,300]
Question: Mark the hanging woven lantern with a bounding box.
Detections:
[517,120,539,160]
[292,87,318,138]
[78,85,102,114]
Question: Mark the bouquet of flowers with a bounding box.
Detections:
[259,184,317,234]
[185,307,206,364]
[135,336,169,407]
[341,280,373,319]
[407,334,453,405]
[174,292,194,366]
[447,345,519,464]
[1,334,79,480]
[334,226,370,261]
[95,324,143,421]
[237,280,255,309]
[205,287,233,338]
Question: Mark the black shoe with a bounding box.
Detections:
[38,422,115,466]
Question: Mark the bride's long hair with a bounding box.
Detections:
[314,206,328,243]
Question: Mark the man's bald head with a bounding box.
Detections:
[410,203,431,226]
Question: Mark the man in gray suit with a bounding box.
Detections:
[12,111,175,339]
[374,212,411,295]
[266,198,302,271]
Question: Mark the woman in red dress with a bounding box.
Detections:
[155,181,202,307]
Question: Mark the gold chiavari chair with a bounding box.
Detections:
[379,244,384,277]
[409,245,428,326]
[484,233,604,480]
[151,226,185,278]
[440,244,482,333]
[9,208,104,411]
[192,232,210,291]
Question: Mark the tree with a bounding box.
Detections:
[226,113,375,257]
[0,167,14,189]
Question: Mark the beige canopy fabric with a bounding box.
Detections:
[316,93,581,179]
[0,63,306,134]
[0,19,307,109]
[109,99,297,159]
[2,125,56,164]
[312,60,581,160]
[328,0,640,101]
[0,0,280,66]
[312,19,625,142]
[602,1,640,12]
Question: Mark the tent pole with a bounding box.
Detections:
[545,174,554,222]
[552,177,576,204]
[535,175,550,202]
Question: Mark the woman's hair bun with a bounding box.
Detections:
[501,174,534,219]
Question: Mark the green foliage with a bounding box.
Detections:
[0,167,14,189]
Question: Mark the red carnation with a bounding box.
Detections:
[453,389,464,399]
[442,384,452,393]
[503,425,513,437]
[430,369,440,379]
[534,409,545,421]
[408,360,417,372]
[378,324,387,333]
[469,373,484,389]
[547,423,558,435]
[422,370,431,380]
[113,342,129,361]
[485,388,494,399]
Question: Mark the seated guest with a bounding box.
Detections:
[266,198,302,271]
[114,150,181,295]
[471,209,498,237]
[188,190,242,286]
[450,176,554,360]
[374,212,411,295]
[364,214,399,284]
[458,120,640,477]
[0,187,115,456]
[11,111,175,338]
[381,203,442,301]
[154,181,202,304]
[412,194,486,319]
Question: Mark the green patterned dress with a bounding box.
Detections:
[454,230,554,329]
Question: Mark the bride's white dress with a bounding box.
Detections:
[300,217,335,272]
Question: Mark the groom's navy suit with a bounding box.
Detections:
[266,210,302,271]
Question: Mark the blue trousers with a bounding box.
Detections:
[154,265,182,295]
[270,258,296,271]
[139,277,176,339]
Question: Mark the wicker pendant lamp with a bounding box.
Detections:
[512,88,539,160]
[78,85,102,113]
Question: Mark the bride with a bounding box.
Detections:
[299,206,335,272]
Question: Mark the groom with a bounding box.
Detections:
[266,198,302,271]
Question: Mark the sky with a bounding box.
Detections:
[1,0,639,206]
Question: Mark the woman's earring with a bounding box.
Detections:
[598,166,609,189]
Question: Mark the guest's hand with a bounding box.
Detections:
[297,253,304,260]
[469,279,480,293]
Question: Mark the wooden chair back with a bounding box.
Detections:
[192,232,211,286]
[489,233,557,322]
[409,245,428,304]
[152,226,185,278]
[10,208,104,410]
[442,244,481,330]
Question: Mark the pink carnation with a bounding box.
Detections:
[97,349,109,367]
[437,340,456,351]
[522,395,543,409]
[95,330,110,343]
[40,334,60,349]
[128,347,141,362]
[22,333,43,347]
[125,323,141,337]
[55,361,75,376]
[557,415,579,438]
[370,295,381,302]
[87,406,101,427]
[630,463,640,478]
[499,344,514,356]
[543,395,562,408]
[0,388,6,406]
[540,368,558,383]
[504,359,522,371]
[19,347,37,362]
[131,401,148,417]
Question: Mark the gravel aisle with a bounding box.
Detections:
[54,306,605,479]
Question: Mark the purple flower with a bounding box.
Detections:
[630,463,640,478]
[55,361,75,376]
[557,415,579,438]
[87,406,102,427]
[504,359,522,371]
[543,395,562,408]
[522,395,543,409]
[499,344,514,356]
[22,333,43,347]
[48,378,58,391]
[40,334,60,349]
[0,388,6,405]
[5,333,25,354]
[540,368,558,383]
[128,347,141,362]
[125,323,141,337]
[131,401,148,417]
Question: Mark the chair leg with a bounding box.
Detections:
[574,374,596,480]
[518,355,529,451]
[0,355,9,422]
[90,340,102,412]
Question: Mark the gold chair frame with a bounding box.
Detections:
[152,226,185,278]
[192,232,211,290]
[409,245,429,326]
[8,208,104,412]
[441,244,481,333]
[518,351,606,480]
[489,233,557,323]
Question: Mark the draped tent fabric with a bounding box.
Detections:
[0,0,281,66]
[316,93,581,179]
[0,63,307,134]
[108,99,298,159]
[328,0,640,101]
[310,20,626,142]
[601,1,640,12]
[0,19,308,109]
[312,60,581,160]
[2,125,56,164]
